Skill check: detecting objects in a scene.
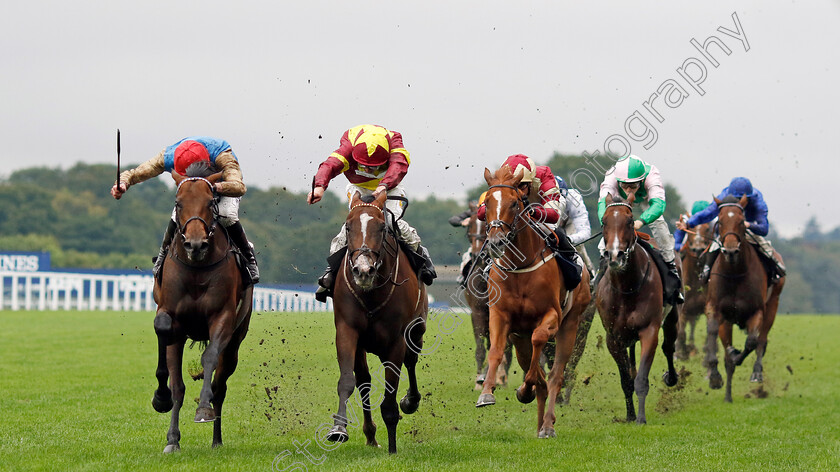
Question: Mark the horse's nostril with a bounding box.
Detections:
[200,241,209,251]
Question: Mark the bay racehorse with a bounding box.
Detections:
[475,166,590,439]
[703,195,785,402]
[325,192,427,454]
[151,163,253,452]
[676,219,714,360]
[596,193,678,424]
[462,205,512,389]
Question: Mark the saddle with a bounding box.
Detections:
[545,229,583,291]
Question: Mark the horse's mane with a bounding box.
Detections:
[610,193,631,204]
[360,194,376,204]
[720,195,741,204]
[185,161,216,178]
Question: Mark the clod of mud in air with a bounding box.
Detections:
[747,385,769,399]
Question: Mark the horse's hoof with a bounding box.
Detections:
[750,372,763,383]
[326,425,349,443]
[635,417,647,425]
[709,372,723,390]
[163,444,180,454]
[663,370,679,387]
[194,407,216,423]
[515,385,536,404]
[399,394,421,415]
[152,393,173,413]
[538,427,556,439]
[476,393,496,407]
[476,373,486,384]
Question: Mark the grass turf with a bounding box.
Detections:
[0,309,838,471]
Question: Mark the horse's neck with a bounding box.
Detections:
[610,243,649,290]
[510,222,546,259]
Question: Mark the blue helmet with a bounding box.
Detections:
[554,176,568,191]
[728,177,756,198]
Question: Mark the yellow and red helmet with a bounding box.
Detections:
[351,126,391,167]
[173,140,210,175]
[501,154,537,183]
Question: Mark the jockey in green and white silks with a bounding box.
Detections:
[596,155,684,304]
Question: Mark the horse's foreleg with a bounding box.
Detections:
[353,348,378,448]
[661,306,679,387]
[195,316,235,424]
[152,311,174,414]
[542,309,579,438]
[476,312,510,407]
[635,325,660,425]
[676,309,689,360]
[731,310,763,367]
[400,318,424,416]
[527,312,557,435]
[164,341,186,453]
[563,299,597,405]
[472,311,488,386]
[705,307,723,389]
[327,323,359,444]
[381,352,405,454]
[210,316,250,448]
[606,333,636,422]
[719,322,735,403]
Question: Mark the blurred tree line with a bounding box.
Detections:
[0,158,836,314]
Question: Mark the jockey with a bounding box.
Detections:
[554,175,595,277]
[477,154,582,290]
[449,203,479,287]
[677,177,786,283]
[110,136,260,284]
[597,155,683,304]
[307,124,437,301]
[673,200,711,252]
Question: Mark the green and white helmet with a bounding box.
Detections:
[614,155,651,183]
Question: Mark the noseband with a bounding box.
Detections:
[175,177,219,240]
[602,202,638,258]
[715,203,745,251]
[345,202,398,283]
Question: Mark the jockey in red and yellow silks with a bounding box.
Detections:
[307,124,436,301]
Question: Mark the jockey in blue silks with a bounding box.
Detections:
[677,177,786,283]
[554,175,595,277]
[674,200,711,252]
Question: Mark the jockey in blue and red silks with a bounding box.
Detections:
[110,136,259,284]
[677,177,786,283]
[307,124,436,301]
[477,154,583,290]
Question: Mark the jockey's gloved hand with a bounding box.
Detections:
[634,220,644,230]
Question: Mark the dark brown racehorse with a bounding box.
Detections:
[676,219,713,360]
[597,193,678,424]
[151,163,253,453]
[325,192,427,454]
[703,195,785,402]
[462,205,511,389]
[475,166,589,439]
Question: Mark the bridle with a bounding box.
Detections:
[715,203,745,252]
[485,184,529,243]
[170,176,230,269]
[602,202,638,260]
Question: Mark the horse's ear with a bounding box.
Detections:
[483,168,494,186]
[511,172,523,188]
[374,190,387,208]
[469,201,477,211]
[606,193,613,205]
[207,172,223,184]
[172,170,185,185]
[713,195,722,205]
[349,190,361,206]
[738,194,748,208]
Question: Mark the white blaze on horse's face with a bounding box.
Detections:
[608,210,622,259]
[359,213,373,247]
[492,190,502,221]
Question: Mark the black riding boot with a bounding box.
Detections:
[315,246,347,303]
[699,249,720,284]
[152,220,177,279]
[417,245,437,286]
[666,259,685,304]
[227,222,260,284]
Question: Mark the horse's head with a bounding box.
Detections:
[602,192,637,271]
[482,166,528,258]
[714,194,748,264]
[466,202,486,255]
[171,162,222,264]
[688,222,712,257]
[345,191,389,291]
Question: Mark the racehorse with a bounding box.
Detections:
[151,163,253,453]
[462,204,511,389]
[475,166,590,439]
[703,195,785,402]
[325,191,428,454]
[676,219,714,361]
[596,193,678,424]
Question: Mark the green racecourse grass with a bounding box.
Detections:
[1,310,838,472]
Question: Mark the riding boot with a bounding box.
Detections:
[771,256,787,283]
[699,250,720,284]
[227,222,260,284]
[417,245,437,286]
[316,246,347,303]
[666,259,685,304]
[152,220,177,279]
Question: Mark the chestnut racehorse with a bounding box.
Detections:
[462,205,512,389]
[475,166,590,439]
[325,192,427,454]
[597,193,678,424]
[151,163,253,453]
[703,195,785,402]
[676,219,714,360]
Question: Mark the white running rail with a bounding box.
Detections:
[0,271,332,312]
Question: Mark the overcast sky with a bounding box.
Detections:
[2,0,837,236]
